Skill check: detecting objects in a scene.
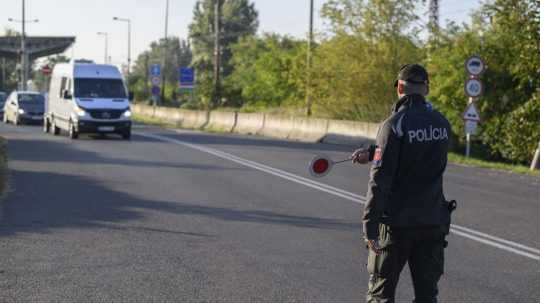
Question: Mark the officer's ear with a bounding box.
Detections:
[424,83,430,96]
[397,81,405,95]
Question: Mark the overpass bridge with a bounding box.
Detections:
[0,36,75,90]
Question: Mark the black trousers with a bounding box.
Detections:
[366,224,446,303]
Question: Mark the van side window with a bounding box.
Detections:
[60,77,67,97]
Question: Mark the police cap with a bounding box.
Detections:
[394,64,429,87]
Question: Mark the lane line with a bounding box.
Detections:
[451,229,540,261]
[137,132,540,261]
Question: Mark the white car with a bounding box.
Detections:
[3,91,45,125]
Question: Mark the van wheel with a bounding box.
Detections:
[68,122,79,139]
[51,119,60,136]
[43,118,50,133]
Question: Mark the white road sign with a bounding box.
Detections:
[151,76,161,86]
[465,120,478,135]
[465,55,486,76]
[463,102,481,122]
[465,79,484,98]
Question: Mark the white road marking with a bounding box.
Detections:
[137,132,540,261]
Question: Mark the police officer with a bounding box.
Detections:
[352,64,452,303]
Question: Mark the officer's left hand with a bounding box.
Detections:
[351,148,370,164]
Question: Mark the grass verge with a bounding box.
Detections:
[134,114,540,177]
[448,152,539,177]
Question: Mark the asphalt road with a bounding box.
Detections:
[0,122,539,302]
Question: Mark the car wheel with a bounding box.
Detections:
[52,119,60,136]
[43,118,50,133]
[122,130,131,140]
[68,121,79,139]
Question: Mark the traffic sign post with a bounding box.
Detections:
[179,67,195,89]
[151,76,161,86]
[465,56,486,76]
[463,102,481,157]
[41,65,52,76]
[150,64,161,77]
[465,78,484,98]
[179,67,195,104]
[463,55,485,157]
[149,64,161,106]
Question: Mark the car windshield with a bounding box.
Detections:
[74,78,127,99]
[18,94,45,105]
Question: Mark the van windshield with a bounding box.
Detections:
[74,78,127,99]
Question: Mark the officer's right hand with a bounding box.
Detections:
[351,148,370,164]
[367,239,383,255]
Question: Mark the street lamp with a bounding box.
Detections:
[8,0,39,91]
[113,17,131,78]
[97,32,109,64]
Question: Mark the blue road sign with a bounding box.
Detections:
[151,85,160,96]
[150,64,161,77]
[179,67,195,88]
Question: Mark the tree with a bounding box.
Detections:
[227,34,306,109]
[312,0,424,121]
[188,0,258,107]
[1,28,20,91]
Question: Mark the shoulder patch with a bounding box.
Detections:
[372,147,383,167]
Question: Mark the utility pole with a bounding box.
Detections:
[306,0,314,116]
[21,0,26,90]
[144,53,150,104]
[161,0,170,105]
[97,32,109,64]
[8,0,38,91]
[1,58,5,90]
[213,0,222,109]
[113,17,131,79]
[428,0,440,37]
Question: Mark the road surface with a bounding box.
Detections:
[1,123,539,302]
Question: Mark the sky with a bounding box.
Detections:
[1,0,482,67]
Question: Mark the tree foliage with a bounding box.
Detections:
[227,34,306,109]
[312,0,423,121]
[188,0,258,106]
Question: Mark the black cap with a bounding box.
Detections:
[394,64,429,87]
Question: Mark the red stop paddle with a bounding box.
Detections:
[308,155,352,178]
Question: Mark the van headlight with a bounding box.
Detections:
[18,109,25,114]
[123,110,132,118]
[75,107,87,117]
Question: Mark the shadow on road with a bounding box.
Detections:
[0,169,359,239]
[5,137,245,171]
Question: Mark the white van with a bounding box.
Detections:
[44,60,133,139]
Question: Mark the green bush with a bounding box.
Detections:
[499,91,540,163]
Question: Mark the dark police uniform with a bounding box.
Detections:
[363,65,452,303]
